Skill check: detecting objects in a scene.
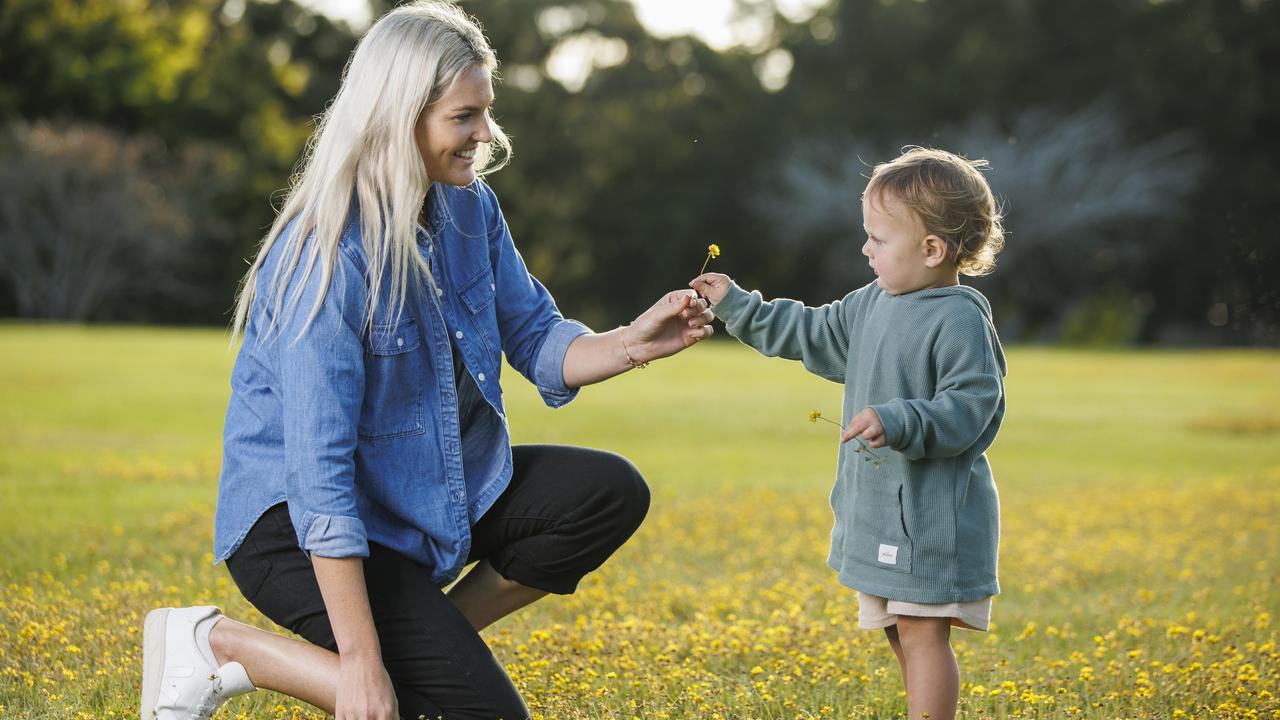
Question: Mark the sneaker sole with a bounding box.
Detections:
[140,608,170,720]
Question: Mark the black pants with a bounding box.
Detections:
[225,445,650,720]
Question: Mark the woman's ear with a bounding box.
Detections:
[922,234,949,268]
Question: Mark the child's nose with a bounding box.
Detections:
[861,239,872,258]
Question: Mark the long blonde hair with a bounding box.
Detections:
[232,1,511,342]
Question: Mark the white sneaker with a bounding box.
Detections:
[141,606,256,720]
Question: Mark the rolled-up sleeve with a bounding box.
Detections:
[531,318,591,407]
[274,241,370,558]
[480,182,591,408]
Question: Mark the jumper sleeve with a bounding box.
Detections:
[273,240,370,558]
[712,282,853,383]
[480,183,590,408]
[870,310,1003,460]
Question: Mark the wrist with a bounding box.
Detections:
[340,645,384,663]
[619,325,649,369]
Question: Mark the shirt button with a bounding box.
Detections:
[436,287,443,297]
[490,283,495,291]
[396,338,404,347]
[455,330,463,339]
[477,373,486,382]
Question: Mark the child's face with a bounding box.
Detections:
[861,191,949,295]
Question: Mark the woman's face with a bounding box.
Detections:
[415,64,494,186]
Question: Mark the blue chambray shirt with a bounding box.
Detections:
[213,180,589,587]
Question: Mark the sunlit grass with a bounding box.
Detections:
[1,324,1278,718]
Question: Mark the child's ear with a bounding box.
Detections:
[922,234,949,268]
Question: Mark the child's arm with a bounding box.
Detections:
[691,273,853,383]
[843,308,1003,460]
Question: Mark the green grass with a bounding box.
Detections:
[1,324,1278,718]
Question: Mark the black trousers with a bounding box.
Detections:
[225,445,650,720]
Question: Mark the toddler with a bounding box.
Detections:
[691,147,1007,720]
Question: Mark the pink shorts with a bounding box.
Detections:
[857,591,992,632]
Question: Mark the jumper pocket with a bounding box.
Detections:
[849,471,914,574]
[898,484,912,540]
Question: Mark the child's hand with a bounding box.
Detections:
[689,273,732,305]
[841,407,886,448]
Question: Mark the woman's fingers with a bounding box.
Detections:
[687,307,714,327]
[681,298,710,320]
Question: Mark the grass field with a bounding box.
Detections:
[1,324,1278,719]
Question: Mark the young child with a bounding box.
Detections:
[691,147,1006,720]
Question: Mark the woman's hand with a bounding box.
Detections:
[624,289,714,365]
[311,556,398,720]
[562,290,713,387]
[335,654,398,720]
[688,273,732,305]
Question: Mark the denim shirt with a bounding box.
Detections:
[213,180,589,586]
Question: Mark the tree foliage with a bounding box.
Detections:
[0,0,1275,343]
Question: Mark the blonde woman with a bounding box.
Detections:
[139,3,713,719]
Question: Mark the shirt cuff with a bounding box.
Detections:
[870,400,907,450]
[300,512,369,558]
[709,283,752,324]
[533,318,591,408]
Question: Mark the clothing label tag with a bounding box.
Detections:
[878,544,898,565]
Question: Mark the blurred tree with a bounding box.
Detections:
[0,121,236,321]
[762,101,1204,341]
[0,0,1275,343]
[761,0,1279,343]
[0,0,357,322]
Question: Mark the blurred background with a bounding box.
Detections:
[1,0,1276,345]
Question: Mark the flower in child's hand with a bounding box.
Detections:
[810,409,881,466]
[698,244,722,277]
[809,409,840,428]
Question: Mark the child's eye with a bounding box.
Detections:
[454,113,472,122]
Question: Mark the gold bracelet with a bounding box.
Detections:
[620,326,648,369]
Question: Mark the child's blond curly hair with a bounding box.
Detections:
[864,147,1005,276]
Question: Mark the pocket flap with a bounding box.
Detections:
[367,319,421,356]
[458,271,495,314]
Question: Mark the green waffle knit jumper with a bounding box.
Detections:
[713,280,1006,604]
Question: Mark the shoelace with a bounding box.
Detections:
[185,673,226,720]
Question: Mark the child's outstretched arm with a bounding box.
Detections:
[691,273,854,383]
[845,309,1004,461]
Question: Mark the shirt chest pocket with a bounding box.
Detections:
[359,319,426,439]
[456,270,497,354]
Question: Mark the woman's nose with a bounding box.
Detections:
[474,115,494,144]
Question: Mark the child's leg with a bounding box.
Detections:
[883,624,908,684]
[895,615,959,720]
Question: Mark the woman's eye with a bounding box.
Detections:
[454,113,472,121]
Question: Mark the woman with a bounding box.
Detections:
[139,3,713,719]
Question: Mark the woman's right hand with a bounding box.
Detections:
[689,273,732,305]
[312,556,398,720]
[336,653,398,720]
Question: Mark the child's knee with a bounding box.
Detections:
[894,615,951,649]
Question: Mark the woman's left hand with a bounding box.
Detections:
[624,290,714,364]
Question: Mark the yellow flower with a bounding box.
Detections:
[809,410,821,423]
[698,244,722,276]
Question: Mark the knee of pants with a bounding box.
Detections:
[596,453,651,539]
